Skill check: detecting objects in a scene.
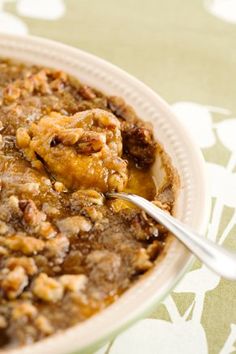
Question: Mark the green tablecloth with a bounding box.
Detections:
[2,1,236,353]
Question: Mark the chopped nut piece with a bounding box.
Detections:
[71,189,104,207]
[57,216,91,236]
[133,248,152,272]
[79,85,96,100]
[108,172,127,192]
[4,234,45,255]
[108,96,137,122]
[122,124,157,167]
[30,70,51,95]
[32,273,64,302]
[3,84,21,103]
[16,127,31,148]
[1,266,28,299]
[77,131,106,153]
[42,203,60,217]
[6,257,38,276]
[20,183,40,195]
[19,200,46,227]
[54,181,67,193]
[56,128,83,146]
[83,207,103,221]
[42,178,52,187]
[34,315,53,335]
[0,221,8,235]
[45,235,69,261]
[8,195,19,212]
[12,302,38,320]
[59,274,88,292]
[38,221,57,239]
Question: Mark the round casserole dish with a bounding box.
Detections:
[0,33,210,354]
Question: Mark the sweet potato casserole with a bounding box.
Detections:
[0,59,177,348]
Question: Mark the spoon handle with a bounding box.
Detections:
[108,192,236,280]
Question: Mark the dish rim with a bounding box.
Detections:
[0,33,211,354]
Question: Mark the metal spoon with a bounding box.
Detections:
[107,192,236,280]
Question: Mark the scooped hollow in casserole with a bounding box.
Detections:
[0,59,178,349]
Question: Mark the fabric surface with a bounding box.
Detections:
[0,1,236,353]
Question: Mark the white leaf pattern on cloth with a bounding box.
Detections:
[215,119,236,154]
[205,0,236,24]
[207,163,236,208]
[0,0,66,35]
[174,265,220,294]
[108,319,208,354]
[171,102,216,148]
[0,11,28,34]
[171,102,229,148]
[16,0,65,20]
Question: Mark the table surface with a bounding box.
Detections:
[1,1,236,353]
